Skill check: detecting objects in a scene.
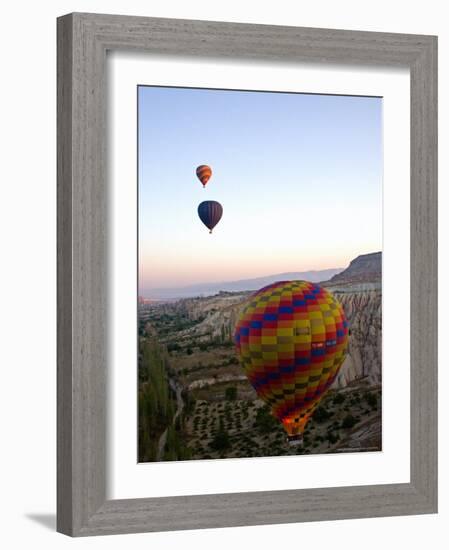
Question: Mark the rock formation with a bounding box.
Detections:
[329,251,381,285]
[150,252,382,391]
[331,288,382,388]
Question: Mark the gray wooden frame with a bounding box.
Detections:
[57,12,438,537]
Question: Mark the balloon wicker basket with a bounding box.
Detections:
[282,413,311,447]
[287,433,303,447]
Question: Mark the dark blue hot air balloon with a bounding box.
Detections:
[197,201,223,234]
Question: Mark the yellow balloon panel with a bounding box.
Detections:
[234,281,349,436]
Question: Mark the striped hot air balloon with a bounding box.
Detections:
[196,165,212,188]
[197,201,223,234]
[234,281,349,444]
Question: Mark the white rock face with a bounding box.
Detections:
[332,289,382,388]
[161,285,382,390]
[187,374,247,391]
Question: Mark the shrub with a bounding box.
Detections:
[167,342,180,352]
[225,386,237,401]
[209,420,231,451]
[312,406,332,423]
[341,414,358,429]
[365,392,378,408]
[254,406,278,433]
[333,393,346,405]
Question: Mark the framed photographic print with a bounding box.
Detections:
[57,13,437,536]
[136,85,383,461]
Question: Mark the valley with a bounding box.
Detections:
[138,252,382,462]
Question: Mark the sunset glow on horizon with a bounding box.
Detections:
[138,86,382,296]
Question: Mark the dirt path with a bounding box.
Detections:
[156,378,184,461]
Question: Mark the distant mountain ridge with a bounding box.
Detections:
[144,268,344,300]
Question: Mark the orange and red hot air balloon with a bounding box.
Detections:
[196,165,212,188]
[234,281,349,445]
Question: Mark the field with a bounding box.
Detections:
[138,280,382,462]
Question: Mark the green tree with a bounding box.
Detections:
[225,386,237,401]
[312,406,332,423]
[365,392,378,408]
[341,414,358,429]
[138,339,177,462]
[327,432,339,444]
[210,419,231,451]
[333,393,346,405]
[254,406,278,434]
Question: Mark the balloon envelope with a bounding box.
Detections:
[234,281,349,440]
[197,201,223,233]
[196,165,212,187]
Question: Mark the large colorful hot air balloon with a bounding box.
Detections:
[197,201,223,234]
[196,165,212,188]
[234,281,349,444]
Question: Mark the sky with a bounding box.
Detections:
[138,86,382,295]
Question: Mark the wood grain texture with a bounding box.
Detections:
[57,12,438,537]
[57,13,74,536]
[409,35,438,508]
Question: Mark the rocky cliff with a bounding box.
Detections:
[331,288,382,388]
[159,285,382,390]
[151,252,382,390]
[323,252,382,387]
[329,252,381,285]
[158,292,249,346]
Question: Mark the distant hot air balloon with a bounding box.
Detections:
[196,165,212,188]
[234,281,349,445]
[197,201,223,234]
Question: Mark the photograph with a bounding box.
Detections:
[137,85,383,462]
[0,1,439,544]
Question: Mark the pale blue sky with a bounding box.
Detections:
[138,86,382,294]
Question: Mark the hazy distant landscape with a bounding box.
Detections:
[138,252,382,462]
[141,268,344,301]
